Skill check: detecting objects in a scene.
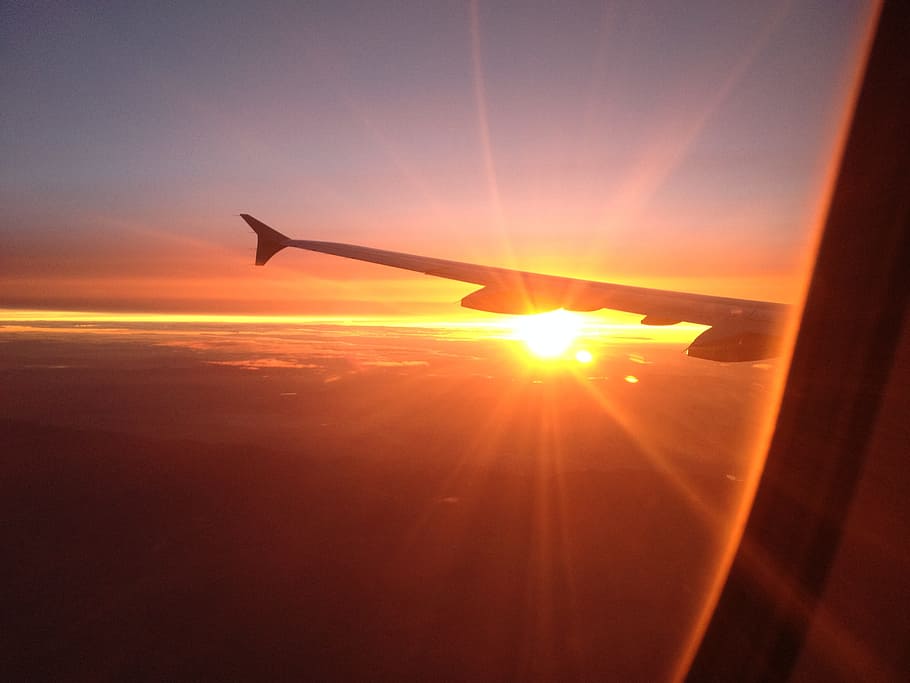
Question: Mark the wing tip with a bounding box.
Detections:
[240,214,290,266]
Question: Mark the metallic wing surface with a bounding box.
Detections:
[241,214,790,362]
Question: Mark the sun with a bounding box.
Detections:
[511,309,585,359]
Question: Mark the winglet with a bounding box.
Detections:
[240,214,290,266]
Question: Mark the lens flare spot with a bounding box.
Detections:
[575,349,593,363]
[624,375,640,384]
[512,310,584,359]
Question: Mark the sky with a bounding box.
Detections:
[1,1,874,317]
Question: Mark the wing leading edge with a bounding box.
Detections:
[241,214,789,362]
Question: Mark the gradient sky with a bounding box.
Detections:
[1,1,874,316]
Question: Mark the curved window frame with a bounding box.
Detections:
[687,2,910,679]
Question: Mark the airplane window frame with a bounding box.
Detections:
[687,1,910,679]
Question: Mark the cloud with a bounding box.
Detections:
[206,358,321,370]
[361,360,430,367]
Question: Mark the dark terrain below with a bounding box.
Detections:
[2,417,743,681]
[0,323,764,680]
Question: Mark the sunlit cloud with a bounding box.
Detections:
[575,349,593,364]
[206,359,321,370]
[361,360,430,368]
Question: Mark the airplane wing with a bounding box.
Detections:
[241,214,790,361]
